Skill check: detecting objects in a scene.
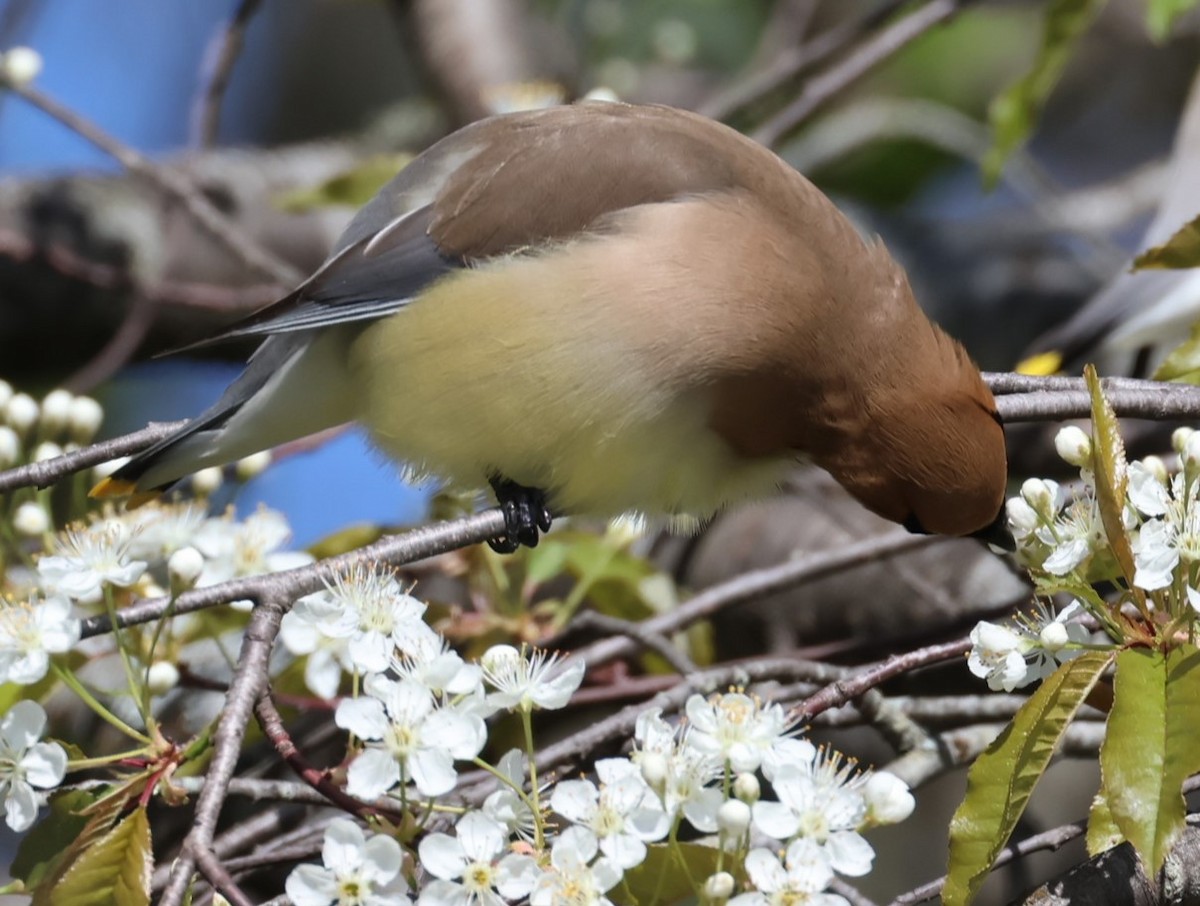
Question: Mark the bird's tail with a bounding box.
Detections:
[91,329,358,504]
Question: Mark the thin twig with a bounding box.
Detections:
[64,287,158,394]
[160,587,286,906]
[564,610,699,675]
[563,531,934,672]
[80,510,510,637]
[191,0,264,148]
[0,77,298,284]
[752,0,971,147]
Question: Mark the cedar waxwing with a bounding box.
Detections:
[93,102,1008,551]
[1020,66,1200,378]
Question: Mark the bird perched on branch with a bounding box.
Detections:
[93,102,1008,551]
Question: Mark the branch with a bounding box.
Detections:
[0,76,299,284]
[985,373,1200,422]
[752,0,972,147]
[191,0,264,148]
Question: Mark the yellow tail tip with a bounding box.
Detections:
[1016,350,1063,376]
[89,476,136,499]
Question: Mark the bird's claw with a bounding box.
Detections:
[488,478,552,553]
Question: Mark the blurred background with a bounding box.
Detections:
[1,2,1199,899]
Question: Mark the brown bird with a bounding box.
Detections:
[93,102,1008,551]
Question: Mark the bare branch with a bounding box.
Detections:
[191,0,264,148]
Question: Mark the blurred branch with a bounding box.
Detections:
[64,284,157,393]
[753,0,975,147]
[191,0,264,148]
[0,75,299,284]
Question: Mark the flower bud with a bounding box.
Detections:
[67,396,104,444]
[1185,432,1200,470]
[639,751,669,794]
[146,661,180,695]
[702,871,735,903]
[2,46,43,85]
[13,502,49,537]
[168,546,205,591]
[481,644,520,675]
[1141,455,1169,485]
[863,771,915,825]
[732,772,760,804]
[1054,425,1091,468]
[0,426,19,468]
[1039,620,1069,651]
[38,389,72,436]
[235,451,272,482]
[1173,427,1195,455]
[1005,497,1039,535]
[0,380,11,410]
[191,467,223,496]
[1020,478,1058,518]
[717,799,751,837]
[32,441,62,463]
[5,393,39,435]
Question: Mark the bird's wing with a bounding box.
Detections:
[186,104,760,344]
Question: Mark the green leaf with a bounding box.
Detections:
[1099,646,1200,872]
[1084,365,1137,590]
[622,841,721,904]
[29,786,125,904]
[46,807,151,906]
[275,154,412,213]
[1153,321,1200,384]
[1146,0,1200,40]
[944,651,1113,906]
[11,790,95,890]
[1087,788,1123,855]
[982,0,1107,186]
[1134,211,1200,270]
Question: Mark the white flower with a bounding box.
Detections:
[418,811,538,905]
[861,772,914,825]
[632,709,722,832]
[5,393,38,435]
[0,594,80,684]
[0,701,67,832]
[393,629,483,698]
[125,503,208,561]
[481,645,584,712]
[482,750,538,842]
[685,691,811,775]
[1020,478,1059,519]
[551,757,669,870]
[168,546,205,590]
[530,826,622,906]
[286,818,409,906]
[0,426,18,467]
[1038,496,1104,576]
[728,841,848,906]
[193,507,313,587]
[718,799,752,839]
[752,755,874,877]
[1019,601,1090,681]
[66,396,103,444]
[38,521,147,603]
[335,675,486,798]
[967,621,1030,692]
[1128,461,1172,517]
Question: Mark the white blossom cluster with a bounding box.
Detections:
[279,572,916,906]
[968,423,1200,692]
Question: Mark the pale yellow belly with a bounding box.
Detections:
[347,260,794,518]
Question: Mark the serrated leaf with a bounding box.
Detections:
[30,787,126,904]
[1153,321,1200,384]
[1135,211,1200,270]
[275,154,411,213]
[1087,788,1123,854]
[46,808,151,906]
[11,790,95,890]
[1146,0,1200,41]
[1084,365,1137,590]
[622,841,720,904]
[982,0,1106,186]
[944,651,1113,906]
[1099,646,1200,872]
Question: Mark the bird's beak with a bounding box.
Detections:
[971,507,1015,553]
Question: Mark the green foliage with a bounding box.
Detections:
[1134,211,1200,271]
[944,652,1114,906]
[276,154,411,212]
[1096,647,1200,871]
[622,841,722,905]
[10,790,94,890]
[1084,365,1138,593]
[43,807,151,906]
[1153,322,1200,384]
[982,0,1107,186]
[1145,0,1200,40]
[26,788,125,905]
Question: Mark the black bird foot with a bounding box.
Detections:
[488,477,553,553]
